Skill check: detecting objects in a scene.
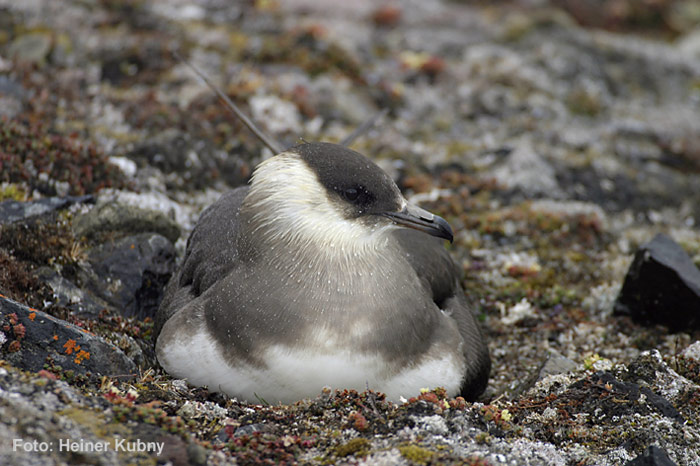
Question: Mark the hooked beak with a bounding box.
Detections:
[381,203,454,243]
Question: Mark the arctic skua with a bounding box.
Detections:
[155,140,490,403]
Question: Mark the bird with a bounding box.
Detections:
[154,141,490,403]
[154,56,490,403]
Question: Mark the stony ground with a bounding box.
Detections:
[1,0,700,465]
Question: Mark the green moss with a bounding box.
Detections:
[398,444,435,464]
[334,437,371,457]
[0,183,27,201]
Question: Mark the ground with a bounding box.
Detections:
[1,0,700,465]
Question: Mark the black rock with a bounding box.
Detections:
[79,233,176,319]
[624,445,677,466]
[614,233,700,331]
[0,295,137,376]
[0,195,93,225]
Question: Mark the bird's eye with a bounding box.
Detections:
[344,187,359,202]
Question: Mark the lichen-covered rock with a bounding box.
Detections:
[0,295,136,376]
[72,201,180,244]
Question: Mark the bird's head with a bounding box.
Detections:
[242,142,453,250]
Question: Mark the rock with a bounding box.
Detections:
[72,201,180,244]
[491,139,564,199]
[537,350,578,378]
[624,445,678,466]
[78,233,176,319]
[614,234,700,331]
[513,349,578,397]
[0,295,136,376]
[0,195,93,225]
[33,267,109,319]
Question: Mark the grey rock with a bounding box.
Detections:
[0,295,136,376]
[78,233,176,319]
[0,196,93,225]
[513,349,578,397]
[538,350,578,379]
[614,233,700,331]
[72,202,180,244]
[492,140,564,199]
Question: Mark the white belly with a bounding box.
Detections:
[157,321,464,404]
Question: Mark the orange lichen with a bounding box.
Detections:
[63,339,78,355]
[28,312,36,321]
[53,334,59,340]
[74,349,90,364]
